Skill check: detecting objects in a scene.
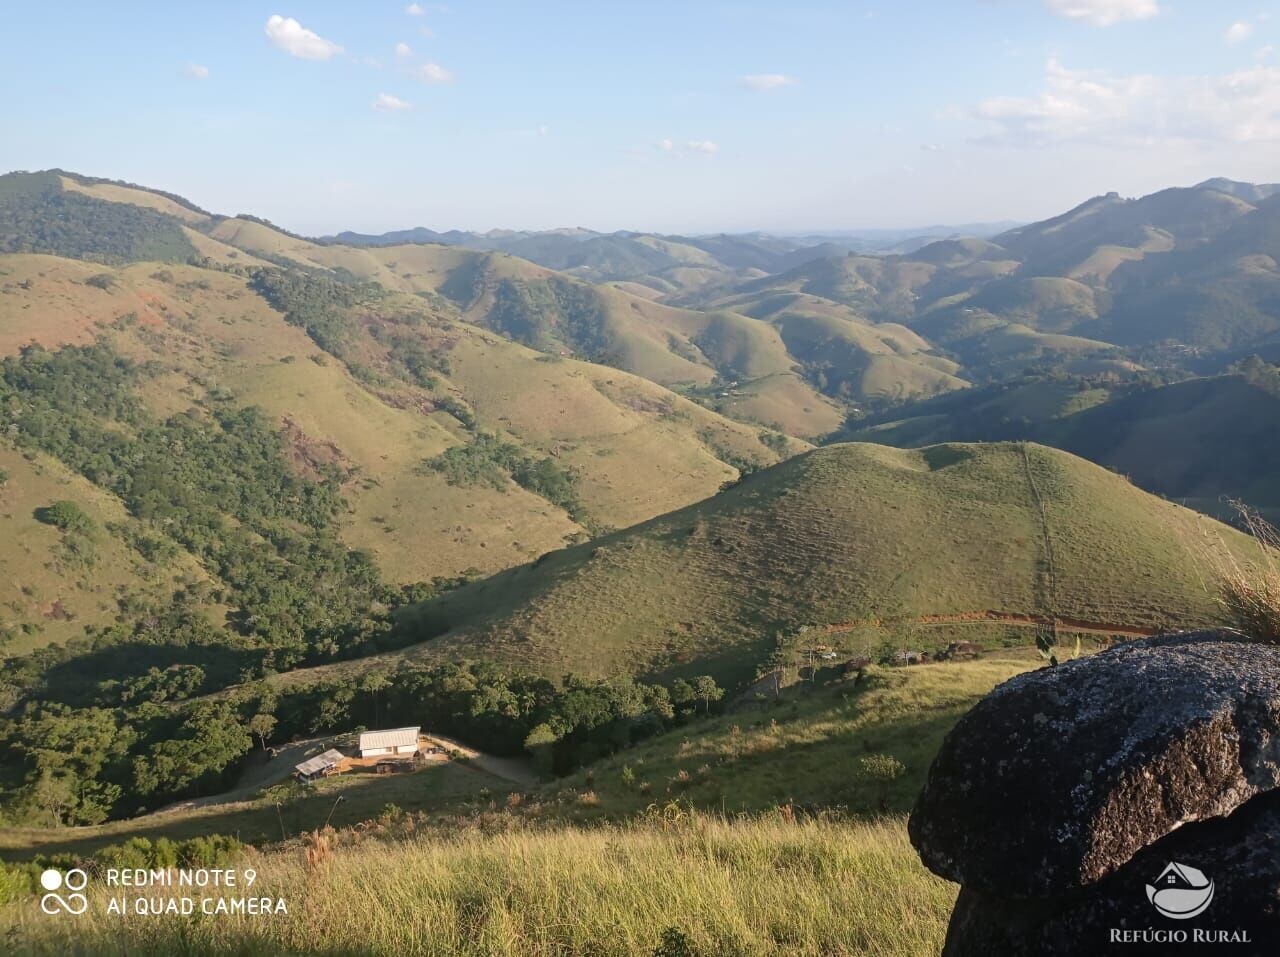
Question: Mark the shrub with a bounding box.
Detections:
[654,927,699,957]
[856,753,907,811]
[176,834,242,868]
[0,863,36,905]
[35,499,95,535]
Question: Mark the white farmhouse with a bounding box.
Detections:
[357,726,420,759]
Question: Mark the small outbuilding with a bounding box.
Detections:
[294,748,346,782]
[357,727,420,759]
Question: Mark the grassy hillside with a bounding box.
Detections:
[549,654,1034,817]
[1036,367,1280,517]
[355,441,1247,687]
[199,220,848,435]
[0,252,800,609]
[705,291,969,406]
[994,186,1252,276]
[0,446,206,654]
[0,172,975,431]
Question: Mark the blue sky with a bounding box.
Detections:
[2,1,1278,233]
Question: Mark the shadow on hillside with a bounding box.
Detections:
[31,641,263,706]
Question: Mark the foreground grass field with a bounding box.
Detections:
[1,815,952,957]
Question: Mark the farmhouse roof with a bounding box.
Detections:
[358,727,420,751]
[294,748,345,776]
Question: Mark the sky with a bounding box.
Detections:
[2,1,1278,234]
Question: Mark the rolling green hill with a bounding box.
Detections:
[358,441,1249,688]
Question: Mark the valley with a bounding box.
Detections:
[1,167,1278,956]
[8,3,1280,952]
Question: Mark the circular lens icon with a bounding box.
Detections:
[40,869,62,891]
[64,869,88,891]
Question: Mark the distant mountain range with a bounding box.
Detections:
[322,222,1022,256]
[3,166,1280,541]
[318,222,1024,303]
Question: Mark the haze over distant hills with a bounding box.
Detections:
[323,221,1023,270]
[5,168,1280,536]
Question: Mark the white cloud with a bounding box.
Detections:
[183,63,209,79]
[1226,22,1254,43]
[417,61,453,83]
[1259,45,1275,62]
[739,73,797,91]
[686,140,719,155]
[373,93,413,112]
[920,143,940,152]
[405,3,424,15]
[264,15,343,60]
[657,137,674,152]
[395,42,413,57]
[1044,0,1159,26]
[975,57,1280,146]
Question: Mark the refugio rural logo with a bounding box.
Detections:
[1111,861,1252,946]
[1146,862,1215,920]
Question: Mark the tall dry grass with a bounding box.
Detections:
[1206,503,1280,643]
[1,814,953,956]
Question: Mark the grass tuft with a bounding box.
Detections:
[1211,503,1280,643]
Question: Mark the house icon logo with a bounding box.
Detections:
[1146,862,1214,920]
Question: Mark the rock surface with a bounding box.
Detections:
[940,789,1280,956]
[910,631,1280,896]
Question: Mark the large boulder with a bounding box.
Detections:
[941,789,1280,956]
[910,632,1280,896]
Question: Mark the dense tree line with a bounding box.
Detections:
[0,658,725,826]
[0,171,195,263]
[489,276,614,363]
[424,432,587,523]
[0,342,400,660]
[249,268,385,360]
